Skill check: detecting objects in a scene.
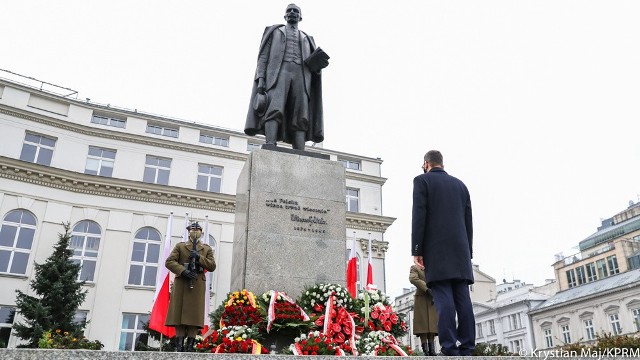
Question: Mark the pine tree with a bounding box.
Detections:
[13,222,87,347]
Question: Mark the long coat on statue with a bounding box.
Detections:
[165,239,216,328]
[245,24,324,144]
[409,265,438,335]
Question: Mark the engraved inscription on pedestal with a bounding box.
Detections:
[231,149,346,297]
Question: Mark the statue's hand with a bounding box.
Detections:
[257,78,266,94]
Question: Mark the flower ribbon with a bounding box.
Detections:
[322,293,358,356]
[379,334,408,356]
[266,290,310,333]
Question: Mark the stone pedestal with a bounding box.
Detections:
[231,149,346,298]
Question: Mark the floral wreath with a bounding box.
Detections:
[357,330,412,356]
[260,290,310,333]
[298,283,355,314]
[218,289,264,329]
[288,330,347,356]
[196,325,266,354]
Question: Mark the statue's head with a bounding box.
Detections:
[284,3,302,24]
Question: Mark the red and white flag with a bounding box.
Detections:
[366,232,375,290]
[201,216,211,335]
[149,212,176,338]
[346,232,358,297]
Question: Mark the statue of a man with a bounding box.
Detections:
[245,3,329,150]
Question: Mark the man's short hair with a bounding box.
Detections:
[424,150,443,166]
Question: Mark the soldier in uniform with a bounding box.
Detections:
[409,264,439,356]
[165,222,216,352]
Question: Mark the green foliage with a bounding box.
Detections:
[472,342,514,356]
[37,329,103,350]
[559,332,640,352]
[592,332,640,350]
[13,223,88,347]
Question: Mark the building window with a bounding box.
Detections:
[510,339,521,353]
[596,259,609,279]
[85,146,116,177]
[346,188,359,212]
[199,133,229,147]
[575,266,587,285]
[247,143,262,151]
[143,156,171,185]
[20,133,56,166]
[128,228,161,287]
[196,164,223,193]
[476,323,483,338]
[0,306,16,348]
[488,319,496,335]
[609,313,622,335]
[0,210,37,275]
[509,313,522,330]
[632,308,640,332]
[607,255,619,275]
[70,221,101,281]
[586,262,597,282]
[583,319,595,341]
[146,124,178,138]
[566,269,577,288]
[543,328,553,348]
[561,324,571,344]
[119,313,150,351]
[339,159,361,171]
[91,113,126,128]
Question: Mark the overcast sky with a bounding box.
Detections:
[3,1,640,299]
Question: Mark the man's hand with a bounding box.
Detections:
[189,250,200,261]
[413,256,425,270]
[257,78,266,94]
[181,270,196,279]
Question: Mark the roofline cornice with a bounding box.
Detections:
[0,156,237,212]
[346,211,396,233]
[0,105,248,162]
[528,281,640,315]
[1,156,396,232]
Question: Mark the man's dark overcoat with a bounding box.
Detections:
[165,240,216,327]
[411,168,474,284]
[245,24,324,144]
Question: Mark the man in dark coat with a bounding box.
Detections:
[411,150,475,356]
[165,222,216,352]
[244,3,326,150]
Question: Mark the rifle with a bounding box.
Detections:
[188,238,197,289]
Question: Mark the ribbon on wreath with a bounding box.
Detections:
[322,293,358,356]
[375,334,408,356]
[266,290,310,332]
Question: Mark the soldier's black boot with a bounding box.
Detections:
[175,336,184,352]
[422,343,429,356]
[185,337,195,352]
[428,340,436,356]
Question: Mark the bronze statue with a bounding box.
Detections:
[245,3,329,151]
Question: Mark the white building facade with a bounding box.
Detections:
[0,77,395,350]
[472,283,551,354]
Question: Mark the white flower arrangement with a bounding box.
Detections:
[356,330,393,356]
[357,288,391,306]
[298,283,355,313]
[219,325,258,341]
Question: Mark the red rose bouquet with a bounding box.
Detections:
[288,331,348,356]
